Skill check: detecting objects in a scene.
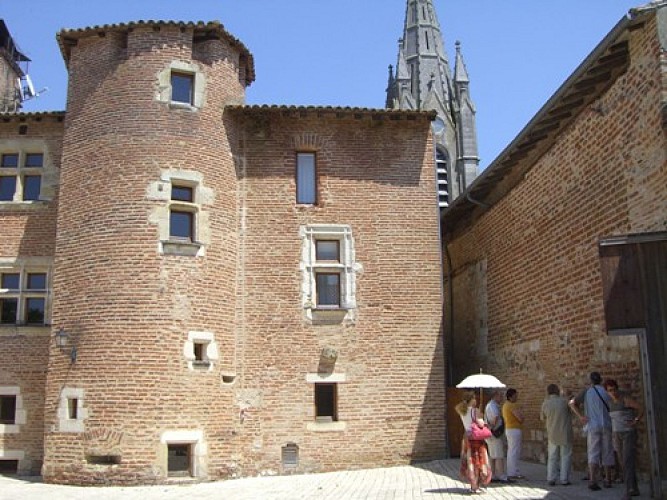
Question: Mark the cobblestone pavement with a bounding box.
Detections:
[0,459,653,500]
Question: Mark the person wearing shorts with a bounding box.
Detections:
[569,372,614,491]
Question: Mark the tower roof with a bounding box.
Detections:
[56,20,255,84]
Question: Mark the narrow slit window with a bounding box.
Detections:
[67,398,78,420]
[296,153,316,205]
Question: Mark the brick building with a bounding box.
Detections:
[443,3,666,495]
[0,19,446,484]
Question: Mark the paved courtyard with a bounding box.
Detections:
[0,459,653,500]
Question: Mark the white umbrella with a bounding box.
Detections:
[456,370,506,407]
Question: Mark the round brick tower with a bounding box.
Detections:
[43,21,253,484]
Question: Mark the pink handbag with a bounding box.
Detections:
[469,409,493,440]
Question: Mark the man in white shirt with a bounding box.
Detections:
[485,390,511,483]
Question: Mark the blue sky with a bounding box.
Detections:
[2,0,641,169]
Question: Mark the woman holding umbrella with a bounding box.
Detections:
[455,391,493,494]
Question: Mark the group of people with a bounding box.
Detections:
[454,388,524,494]
[455,372,642,498]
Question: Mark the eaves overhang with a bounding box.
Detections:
[226,104,437,122]
[441,6,656,238]
[56,20,255,85]
[0,111,66,122]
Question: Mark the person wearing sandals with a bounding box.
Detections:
[569,371,614,491]
[456,392,492,494]
[604,379,642,499]
[540,384,573,486]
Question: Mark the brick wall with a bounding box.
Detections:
[445,16,666,471]
[232,110,445,475]
[35,20,445,485]
[0,115,63,474]
[43,24,247,484]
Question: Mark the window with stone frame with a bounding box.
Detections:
[0,386,26,434]
[301,225,356,312]
[169,184,197,243]
[0,152,43,202]
[0,395,16,424]
[0,268,49,326]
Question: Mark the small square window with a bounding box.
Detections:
[0,298,18,324]
[0,176,16,201]
[316,273,341,308]
[315,240,340,262]
[23,175,41,201]
[171,72,194,105]
[1,273,20,290]
[24,153,43,168]
[170,210,194,241]
[67,398,78,420]
[0,154,18,168]
[27,273,46,290]
[171,185,193,202]
[0,395,16,424]
[167,444,192,477]
[296,153,316,205]
[314,383,337,422]
[24,297,45,324]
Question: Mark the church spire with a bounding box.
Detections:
[386,0,480,206]
[387,0,452,113]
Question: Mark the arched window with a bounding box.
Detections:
[435,147,449,208]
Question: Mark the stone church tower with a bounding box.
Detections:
[386,0,479,207]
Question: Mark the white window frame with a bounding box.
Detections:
[183,331,219,372]
[300,225,357,320]
[149,170,209,257]
[305,373,347,432]
[57,388,88,433]
[155,61,206,111]
[0,260,52,327]
[0,386,26,434]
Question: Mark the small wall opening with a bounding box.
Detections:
[0,460,18,475]
[86,455,121,465]
[67,398,78,419]
[315,383,337,422]
[167,444,192,477]
[282,442,299,468]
